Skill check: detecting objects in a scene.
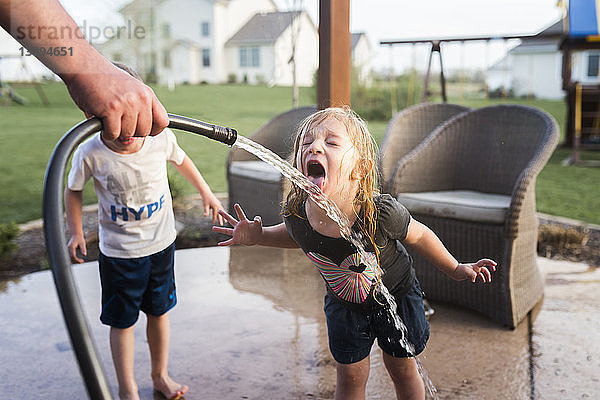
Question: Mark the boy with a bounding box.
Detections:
[65,63,223,400]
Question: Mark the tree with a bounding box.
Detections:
[285,0,303,108]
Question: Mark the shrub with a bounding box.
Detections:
[488,86,515,99]
[255,74,266,85]
[227,73,237,84]
[537,224,589,259]
[0,222,19,258]
[348,70,426,121]
[350,73,424,121]
[145,70,158,84]
[352,86,392,121]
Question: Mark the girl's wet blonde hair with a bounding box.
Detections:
[283,106,380,257]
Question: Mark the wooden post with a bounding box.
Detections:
[422,41,447,103]
[318,0,350,110]
[422,43,434,103]
[574,83,582,164]
[437,42,447,102]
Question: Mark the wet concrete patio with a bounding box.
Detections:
[1,246,598,399]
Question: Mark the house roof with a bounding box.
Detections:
[119,0,160,15]
[226,11,302,46]
[487,55,511,72]
[488,19,564,70]
[351,32,367,50]
[173,39,201,49]
[515,19,564,49]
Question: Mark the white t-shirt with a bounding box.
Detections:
[67,128,186,258]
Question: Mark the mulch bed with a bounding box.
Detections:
[0,195,229,280]
[1,196,598,280]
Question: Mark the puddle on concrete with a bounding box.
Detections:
[0,246,400,399]
[533,259,600,399]
[4,247,575,399]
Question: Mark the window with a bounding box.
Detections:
[202,48,210,67]
[162,23,170,39]
[148,13,155,30]
[239,48,248,67]
[251,47,259,67]
[588,52,599,77]
[201,22,210,37]
[163,49,171,68]
[239,47,260,67]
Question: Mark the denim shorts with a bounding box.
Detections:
[98,242,176,329]
[324,279,430,364]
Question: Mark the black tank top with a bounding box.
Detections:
[284,194,415,308]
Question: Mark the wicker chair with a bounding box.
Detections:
[390,105,559,328]
[378,103,471,193]
[227,106,317,225]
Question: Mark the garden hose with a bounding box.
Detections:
[42,114,237,400]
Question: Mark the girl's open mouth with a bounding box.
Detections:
[306,160,326,190]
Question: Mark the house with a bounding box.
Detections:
[486,19,600,99]
[225,11,317,86]
[98,0,319,87]
[99,0,277,85]
[351,32,372,87]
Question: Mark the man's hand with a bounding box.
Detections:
[64,66,169,140]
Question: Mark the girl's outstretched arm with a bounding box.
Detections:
[212,203,298,248]
[404,218,497,283]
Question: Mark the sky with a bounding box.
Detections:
[60,0,562,73]
[2,0,563,78]
[277,0,563,73]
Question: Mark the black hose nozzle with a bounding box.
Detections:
[168,114,237,146]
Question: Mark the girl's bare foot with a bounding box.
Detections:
[152,375,188,400]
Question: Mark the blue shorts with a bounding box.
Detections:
[324,279,430,364]
[98,242,177,329]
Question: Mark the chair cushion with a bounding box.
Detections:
[396,190,511,224]
[229,161,281,183]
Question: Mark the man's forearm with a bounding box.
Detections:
[1,0,169,138]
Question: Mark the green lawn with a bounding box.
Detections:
[0,82,598,225]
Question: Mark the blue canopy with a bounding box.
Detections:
[569,0,600,36]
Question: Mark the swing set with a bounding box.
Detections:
[380,0,600,164]
[380,30,562,108]
[0,54,50,106]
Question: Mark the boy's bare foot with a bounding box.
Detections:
[152,375,188,400]
[118,388,140,400]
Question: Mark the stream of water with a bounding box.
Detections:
[233,135,438,399]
